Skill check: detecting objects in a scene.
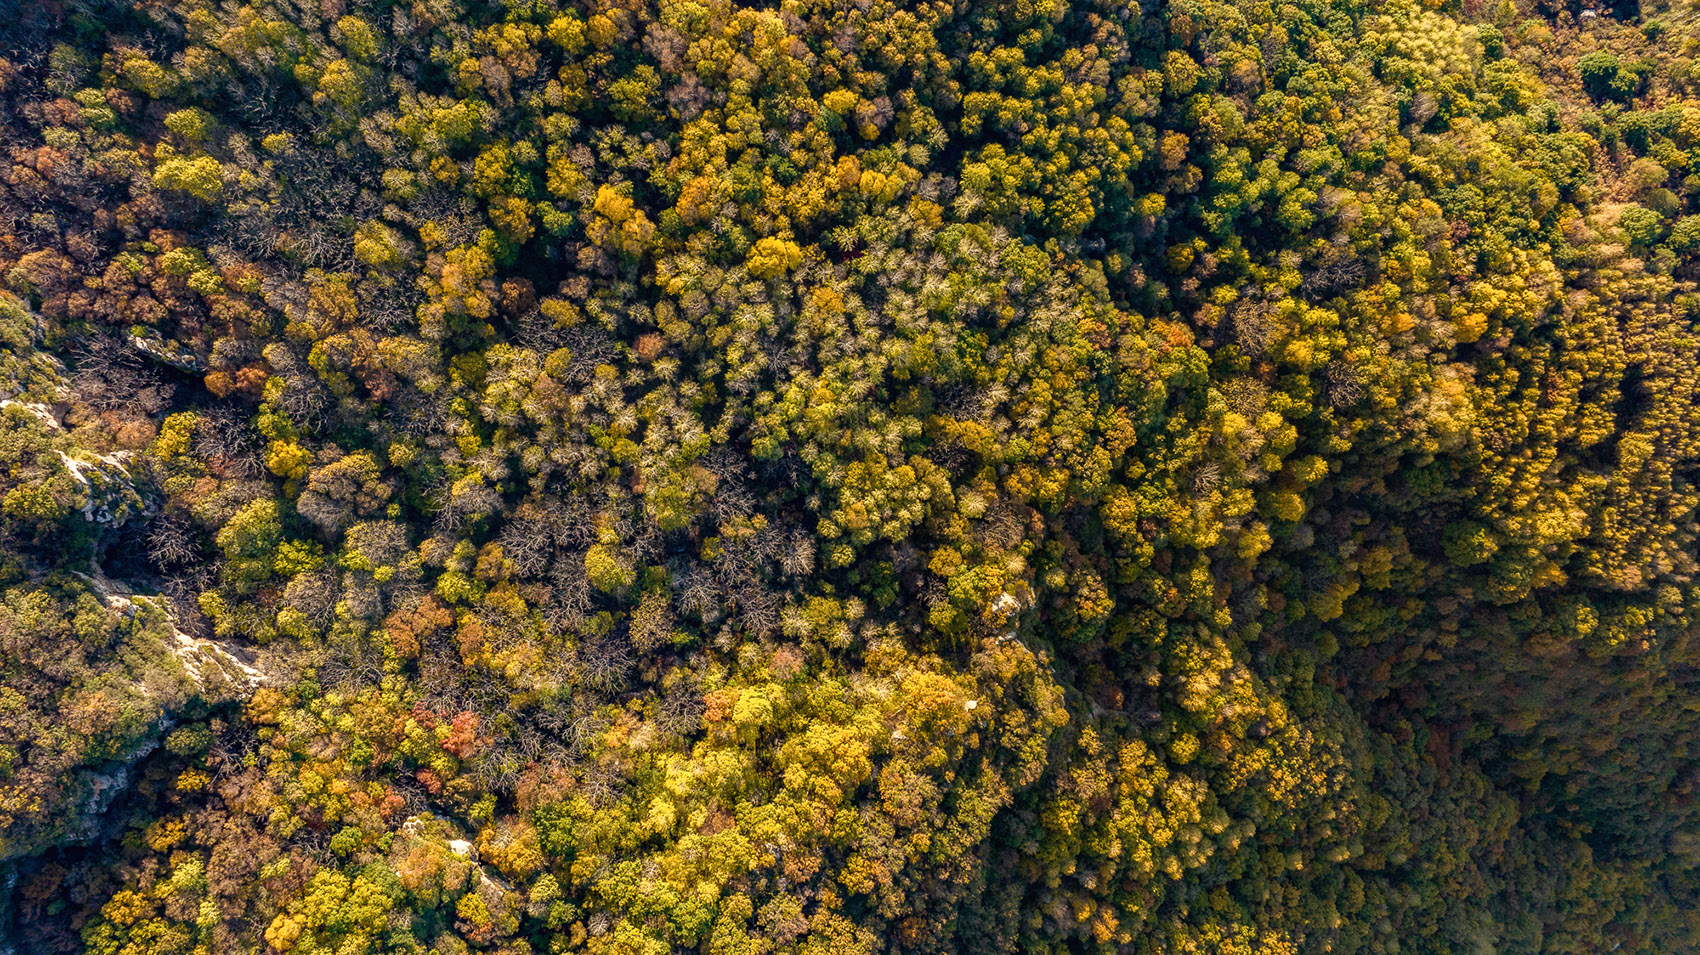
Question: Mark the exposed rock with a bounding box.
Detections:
[56,449,148,526]
[0,399,60,429]
[75,566,268,690]
[128,328,204,372]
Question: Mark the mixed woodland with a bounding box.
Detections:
[1,0,1700,950]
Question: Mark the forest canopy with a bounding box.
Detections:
[1,0,1700,951]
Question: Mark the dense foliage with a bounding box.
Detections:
[2,0,1700,951]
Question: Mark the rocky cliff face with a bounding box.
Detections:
[0,568,269,863]
[0,297,271,944]
[0,566,270,950]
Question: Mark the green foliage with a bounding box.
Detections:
[1578,50,1653,101]
[151,154,224,200]
[215,499,283,590]
[1622,205,1667,246]
[163,108,215,142]
[2,0,1700,953]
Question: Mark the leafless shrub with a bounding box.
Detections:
[195,406,267,479]
[70,334,174,414]
[147,512,200,568]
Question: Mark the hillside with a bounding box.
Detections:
[2,0,1700,952]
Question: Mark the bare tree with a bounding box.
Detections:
[319,632,385,693]
[195,406,267,479]
[281,570,339,633]
[779,529,814,579]
[385,394,446,438]
[262,348,332,431]
[577,631,633,692]
[657,678,704,737]
[498,515,552,579]
[1325,357,1365,408]
[70,334,174,414]
[163,569,216,640]
[147,512,201,569]
[545,555,594,631]
[514,307,565,352]
[1227,296,1277,356]
[469,747,525,794]
[729,582,781,638]
[359,276,422,333]
[675,562,720,622]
